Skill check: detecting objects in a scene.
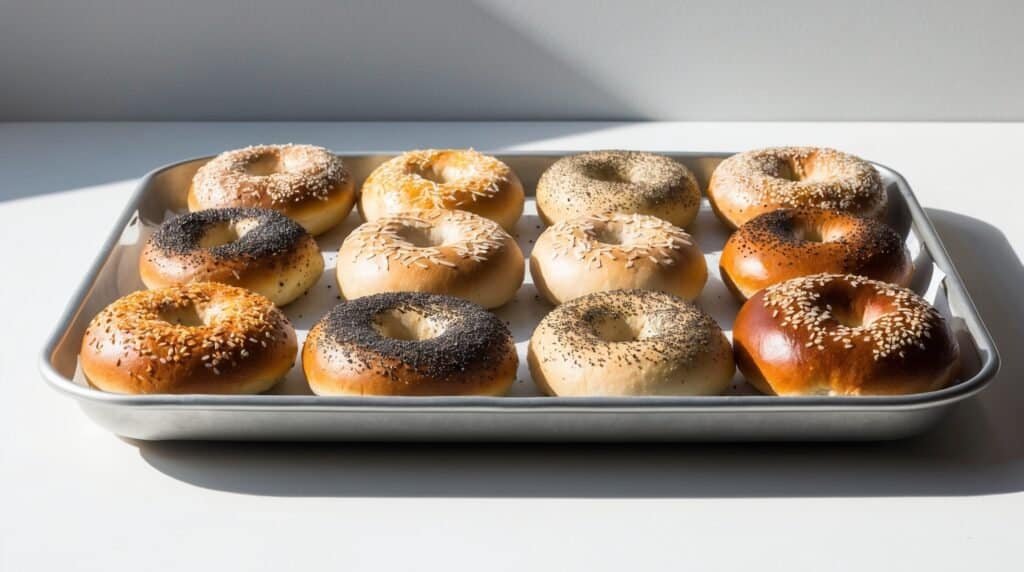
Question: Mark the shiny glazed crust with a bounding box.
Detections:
[732,274,959,396]
[720,208,912,300]
[527,290,734,396]
[707,147,886,229]
[336,209,524,309]
[80,283,297,394]
[535,151,701,228]
[139,208,324,306]
[530,212,707,304]
[187,144,355,235]
[358,149,525,231]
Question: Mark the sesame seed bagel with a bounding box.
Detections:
[140,208,324,306]
[536,151,701,228]
[530,213,707,305]
[528,290,734,396]
[720,208,912,300]
[337,209,524,309]
[188,144,355,235]
[359,149,525,231]
[303,292,518,396]
[733,274,959,396]
[80,283,297,395]
[707,147,886,229]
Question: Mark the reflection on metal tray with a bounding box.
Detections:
[38,152,1000,441]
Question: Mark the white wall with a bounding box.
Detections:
[2,0,1021,121]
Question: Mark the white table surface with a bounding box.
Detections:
[1,122,1021,571]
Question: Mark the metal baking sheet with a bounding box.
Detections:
[38,152,1000,441]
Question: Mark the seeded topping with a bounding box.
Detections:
[762,274,943,360]
[341,209,510,270]
[543,212,696,270]
[712,147,885,213]
[730,208,905,272]
[192,144,348,206]
[150,207,308,260]
[311,292,512,380]
[538,151,700,215]
[83,283,292,378]
[366,149,512,210]
[536,290,722,369]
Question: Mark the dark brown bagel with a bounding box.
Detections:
[720,208,912,300]
[733,274,959,396]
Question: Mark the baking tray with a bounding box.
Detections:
[39,152,1000,441]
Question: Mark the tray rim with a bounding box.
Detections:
[38,150,1001,413]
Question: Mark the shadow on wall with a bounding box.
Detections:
[0,122,625,202]
[0,1,636,121]
[133,210,1024,499]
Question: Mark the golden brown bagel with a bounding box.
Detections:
[530,212,706,305]
[303,292,518,396]
[720,208,912,300]
[527,289,734,396]
[140,208,323,306]
[80,283,297,394]
[733,274,959,396]
[707,147,886,229]
[188,144,355,235]
[536,151,702,228]
[336,209,524,309]
[359,149,524,231]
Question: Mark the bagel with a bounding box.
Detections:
[733,274,959,396]
[530,212,706,305]
[720,208,912,300]
[140,208,323,306]
[536,151,701,227]
[188,144,355,235]
[707,147,886,229]
[336,209,524,309]
[303,292,518,396]
[359,149,524,231]
[80,282,297,394]
[528,289,734,396]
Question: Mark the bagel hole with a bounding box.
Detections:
[373,309,441,341]
[775,160,802,182]
[593,224,627,246]
[583,163,631,184]
[242,152,283,176]
[593,315,647,342]
[820,291,869,327]
[794,224,825,243]
[394,224,445,248]
[159,304,206,327]
[199,220,258,248]
[412,164,449,185]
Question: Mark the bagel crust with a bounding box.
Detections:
[80,283,297,394]
[336,209,524,309]
[359,149,525,231]
[140,208,324,306]
[707,147,886,229]
[303,292,518,396]
[536,151,701,228]
[528,290,734,396]
[733,274,959,396]
[188,144,355,235]
[720,208,912,300]
[530,212,707,305]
